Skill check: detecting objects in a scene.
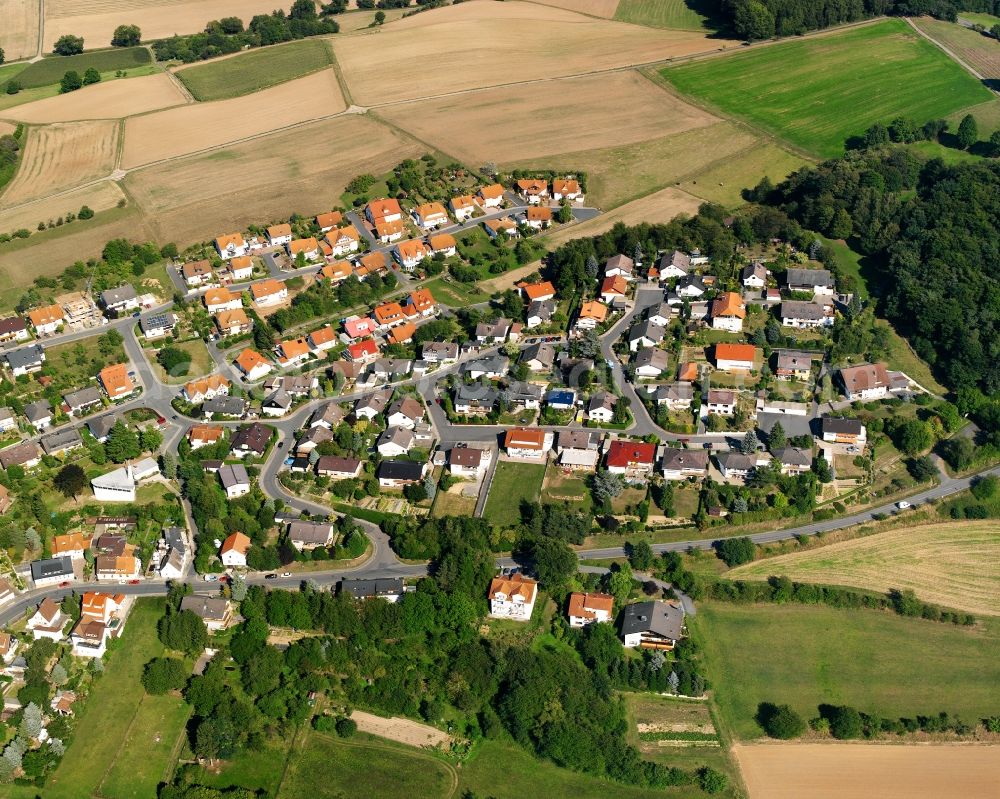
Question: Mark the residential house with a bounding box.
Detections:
[658,250,692,281]
[786,267,834,296]
[710,292,746,332]
[448,444,489,476]
[387,396,424,429]
[377,425,414,458]
[91,464,137,502]
[230,423,271,458]
[0,484,10,515]
[141,313,177,339]
[0,408,14,433]
[31,557,77,589]
[521,281,556,304]
[183,259,214,286]
[429,233,457,257]
[288,520,335,550]
[347,338,379,363]
[71,617,111,657]
[235,348,272,380]
[214,308,252,338]
[188,424,224,450]
[0,316,29,343]
[587,391,616,423]
[714,343,757,373]
[839,362,890,401]
[24,399,53,430]
[225,254,253,281]
[316,456,362,479]
[521,342,556,372]
[776,352,812,381]
[412,201,449,229]
[354,390,391,420]
[567,592,613,627]
[100,284,139,316]
[504,380,543,411]
[266,223,293,247]
[575,301,608,331]
[344,316,378,340]
[320,261,353,283]
[99,363,135,400]
[250,280,287,307]
[306,325,337,354]
[156,529,189,580]
[365,198,403,227]
[219,464,251,499]
[621,600,685,649]
[504,427,551,460]
[634,346,670,377]
[51,532,89,560]
[475,317,512,344]
[316,211,343,232]
[85,415,116,443]
[515,178,549,204]
[0,631,18,665]
[774,447,812,475]
[41,427,83,457]
[324,225,361,258]
[295,424,332,456]
[0,441,41,469]
[629,320,664,352]
[483,216,518,239]
[524,206,553,229]
[406,288,437,318]
[488,573,537,621]
[374,218,405,244]
[600,275,628,303]
[465,354,509,380]
[716,451,768,481]
[288,237,321,262]
[526,299,556,329]
[182,374,231,404]
[202,396,248,419]
[421,341,459,363]
[477,183,505,208]
[6,344,45,376]
[606,440,656,482]
[27,597,68,639]
[28,304,64,335]
[647,302,674,327]
[552,177,583,202]
[377,459,425,488]
[676,275,708,298]
[220,532,251,567]
[654,382,695,410]
[449,195,477,221]
[547,389,576,411]
[821,416,867,446]
[204,287,242,314]
[180,595,233,632]
[661,447,709,481]
[557,430,601,470]
[215,233,248,260]
[339,577,405,602]
[356,252,389,281]
[309,401,346,429]
[742,262,767,289]
[454,382,498,416]
[275,337,311,369]
[604,254,635,281]
[373,301,408,328]
[780,300,833,328]
[706,389,737,416]
[395,239,431,271]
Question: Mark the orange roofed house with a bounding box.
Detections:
[516,178,549,204]
[714,343,758,373]
[710,292,746,333]
[600,275,629,303]
[182,373,230,404]
[320,261,353,283]
[307,325,337,353]
[188,424,224,450]
[365,197,403,226]
[525,206,553,230]
[28,304,64,335]
[276,337,311,368]
[356,251,388,278]
[568,592,614,627]
[552,178,583,202]
[520,280,556,303]
[288,237,321,262]
[235,348,272,381]
[405,288,436,318]
[52,532,91,560]
[429,233,456,256]
[387,321,417,345]
[411,201,449,229]
[220,532,251,567]
[395,239,431,271]
[374,219,405,244]
[489,573,537,621]
[214,308,252,337]
[224,255,253,282]
[373,301,407,329]
[316,211,343,232]
[324,225,360,258]
[215,232,247,260]
[449,195,476,221]
[477,183,505,209]
[99,364,136,400]
[575,300,608,331]
[504,427,552,461]
[266,223,293,246]
[204,287,242,314]
[250,279,288,308]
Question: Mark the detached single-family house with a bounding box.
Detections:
[377,459,425,488]
[347,338,379,363]
[706,389,737,416]
[405,288,437,318]
[0,441,41,469]
[786,267,834,296]
[483,216,518,239]
[316,211,343,232]
[395,239,431,271]
[377,425,415,458]
[661,447,709,481]
[374,219,405,244]
[288,520,334,550]
[41,427,83,457]
[552,177,583,202]
[204,287,242,314]
[429,233,457,257]
[251,279,287,308]
[742,262,767,289]
[587,391,616,423]
[448,444,489,476]
[421,341,459,363]
[188,424,224,450]
[776,352,813,381]
[183,260,214,287]
[475,317,512,344]
[99,363,136,400]
[654,382,694,410]
[714,343,757,373]
[275,337,311,369]
[288,237,321,262]
[515,178,549,204]
[604,254,635,281]
[0,316,29,343]
[25,399,54,430]
[182,374,231,404]
[621,600,685,649]
[676,275,707,298]
[454,382,498,416]
[215,309,253,342]
[521,281,556,304]
[229,422,271,458]
[710,292,746,332]
[780,300,833,328]
[365,198,403,227]
[526,299,556,329]
[387,396,423,429]
[600,275,628,304]
[524,206,553,229]
[629,320,664,352]
[716,451,767,481]
[325,225,361,257]
[354,390,391,420]
[839,362,890,401]
[344,316,378,340]
[235,348,272,381]
[226,255,254,281]
[309,402,346,430]
[321,261,353,283]
[504,427,551,460]
[658,250,691,281]
[316,456,362,479]
[412,201,449,229]
[220,532,251,567]
[465,354,509,380]
[27,597,68,639]
[28,304,64,335]
[576,301,608,331]
[0,408,14,433]
[215,233,247,260]
[450,195,477,221]
[6,344,46,376]
[477,183,505,208]
[606,440,657,482]
[521,342,556,372]
[307,325,337,354]
[219,464,251,499]
[567,592,613,627]
[100,284,139,316]
[488,573,537,621]
[202,396,248,419]
[774,447,812,475]
[266,223,293,247]
[52,532,90,560]
[821,416,867,446]
[141,313,177,339]
[634,346,670,377]
[340,577,405,602]
[373,301,408,329]
[180,595,233,632]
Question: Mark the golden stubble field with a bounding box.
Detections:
[0,181,126,232]
[332,0,736,105]
[124,114,421,244]
[734,743,1000,799]
[528,0,621,16]
[377,70,717,165]
[4,73,189,124]
[2,120,119,205]
[0,0,40,61]
[44,0,288,52]
[121,68,345,168]
[728,521,1000,616]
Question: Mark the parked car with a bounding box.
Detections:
[265,573,278,580]
[896,500,912,510]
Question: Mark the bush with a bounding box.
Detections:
[713,536,755,567]
[971,474,999,501]
[823,704,864,739]
[141,657,188,694]
[53,35,84,55]
[78,205,94,220]
[60,70,83,93]
[696,767,727,795]
[756,702,806,739]
[334,717,357,737]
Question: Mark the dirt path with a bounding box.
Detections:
[350,710,453,749]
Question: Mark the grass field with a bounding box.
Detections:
[691,601,1000,740]
[152,338,214,383]
[430,485,477,518]
[528,0,620,18]
[176,39,334,101]
[420,275,489,306]
[662,20,994,157]
[1,120,118,206]
[15,599,190,799]
[379,70,717,167]
[278,733,455,799]
[5,72,188,123]
[615,0,715,31]
[678,140,807,207]
[7,47,151,89]
[0,180,126,233]
[728,521,1000,615]
[959,11,1000,27]
[877,319,948,394]
[913,16,1000,79]
[189,740,290,795]
[483,460,546,526]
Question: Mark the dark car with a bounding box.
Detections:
[264,573,278,580]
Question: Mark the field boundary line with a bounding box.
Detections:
[326,40,354,107]
[92,690,151,799]
[366,110,462,165]
[906,16,1000,96]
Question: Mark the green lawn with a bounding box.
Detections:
[691,602,1000,740]
[176,39,334,101]
[278,733,454,799]
[152,337,215,384]
[191,740,292,796]
[959,11,1000,27]
[16,599,189,799]
[661,19,993,157]
[483,461,546,526]
[615,0,716,31]
[421,275,489,307]
[5,47,152,90]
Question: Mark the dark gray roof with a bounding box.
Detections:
[24,399,52,422]
[527,299,556,321]
[100,284,137,307]
[503,380,543,402]
[40,427,82,455]
[377,460,424,481]
[635,346,669,371]
[180,595,230,622]
[621,601,685,640]
[87,414,118,440]
[455,382,499,407]
[716,452,757,472]
[661,448,709,471]
[163,526,186,554]
[558,430,600,450]
[230,422,270,454]
[822,416,864,435]
[141,313,175,333]
[465,354,509,374]
[30,556,73,581]
[629,321,664,344]
[6,344,45,371]
[774,447,812,466]
[520,343,556,368]
[219,463,250,489]
[202,396,247,417]
[288,520,334,545]
[309,402,346,427]
[656,382,694,402]
[786,268,833,289]
[63,386,102,409]
[263,388,292,409]
[339,577,404,599]
[780,301,826,320]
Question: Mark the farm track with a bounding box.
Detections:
[908,16,1000,94]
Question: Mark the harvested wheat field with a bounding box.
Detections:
[543,186,702,246]
[0,181,126,233]
[121,69,344,168]
[2,120,119,205]
[0,0,40,61]
[913,16,1000,79]
[0,121,15,138]
[378,70,716,165]
[333,1,735,105]
[528,0,620,17]
[44,0,286,52]
[5,73,188,123]
[124,114,421,244]
[728,521,1000,616]
[734,743,1000,799]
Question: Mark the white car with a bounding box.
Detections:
[896,501,912,510]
